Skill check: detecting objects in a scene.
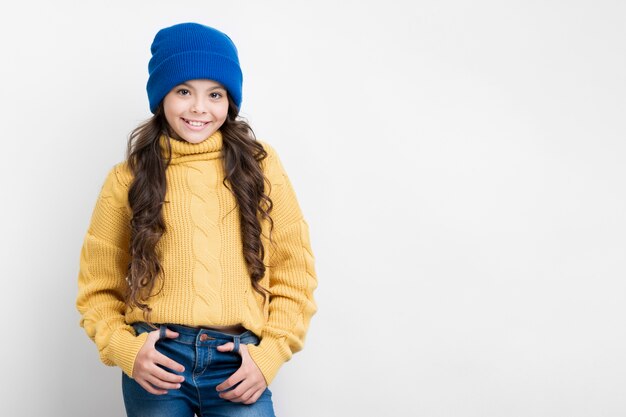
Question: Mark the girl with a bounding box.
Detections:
[76,22,317,417]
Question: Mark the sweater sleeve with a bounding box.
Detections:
[246,142,318,385]
[75,164,149,378]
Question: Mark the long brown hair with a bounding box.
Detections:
[124,95,274,322]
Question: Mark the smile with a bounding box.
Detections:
[182,118,210,127]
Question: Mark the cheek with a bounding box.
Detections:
[163,100,179,122]
[217,102,229,120]
[163,111,179,130]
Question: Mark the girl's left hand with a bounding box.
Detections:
[215,342,267,404]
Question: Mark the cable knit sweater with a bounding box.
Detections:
[76,130,317,385]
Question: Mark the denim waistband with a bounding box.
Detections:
[132,322,259,346]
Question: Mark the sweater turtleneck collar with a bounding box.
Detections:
[159,130,223,164]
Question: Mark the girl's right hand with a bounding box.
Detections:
[131,328,186,395]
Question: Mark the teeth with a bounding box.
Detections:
[185,119,207,127]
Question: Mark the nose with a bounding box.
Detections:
[190,97,208,114]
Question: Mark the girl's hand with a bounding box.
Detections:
[215,342,267,404]
[132,328,186,395]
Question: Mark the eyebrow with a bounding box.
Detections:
[178,82,226,91]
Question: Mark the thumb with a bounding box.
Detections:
[216,342,236,352]
[148,327,179,344]
[164,329,180,339]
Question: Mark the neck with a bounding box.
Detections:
[159,130,224,164]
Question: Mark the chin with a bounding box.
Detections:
[173,128,215,143]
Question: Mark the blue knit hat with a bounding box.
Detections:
[147,22,243,114]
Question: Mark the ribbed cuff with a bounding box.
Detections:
[107,326,150,378]
[246,336,291,386]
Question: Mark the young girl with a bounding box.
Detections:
[76,22,317,417]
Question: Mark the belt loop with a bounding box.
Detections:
[159,324,167,340]
[233,335,240,353]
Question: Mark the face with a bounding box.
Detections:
[162,79,229,144]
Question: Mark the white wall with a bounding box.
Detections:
[1,1,625,416]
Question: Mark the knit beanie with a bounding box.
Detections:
[146,22,243,113]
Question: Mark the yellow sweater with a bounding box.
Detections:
[76,130,317,385]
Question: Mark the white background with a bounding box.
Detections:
[1,1,625,416]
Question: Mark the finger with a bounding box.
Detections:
[243,388,264,405]
[154,351,185,373]
[237,344,250,360]
[137,378,167,395]
[221,387,253,403]
[145,330,161,345]
[216,342,235,352]
[151,364,185,384]
[219,379,254,401]
[216,368,245,392]
[145,374,182,391]
[164,329,180,339]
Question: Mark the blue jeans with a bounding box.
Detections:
[122,322,276,417]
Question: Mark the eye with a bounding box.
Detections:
[177,88,190,96]
[210,91,224,99]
